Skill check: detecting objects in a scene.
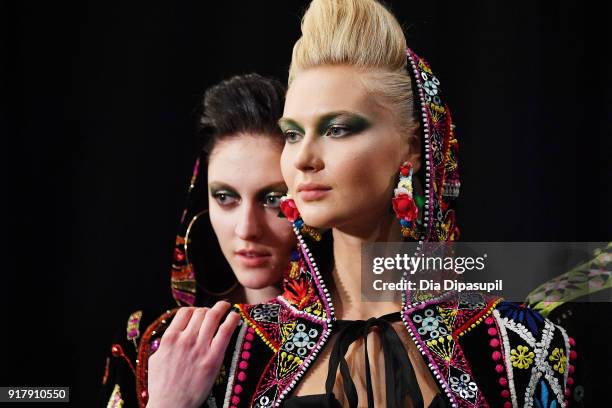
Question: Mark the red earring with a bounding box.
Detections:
[392,162,420,239]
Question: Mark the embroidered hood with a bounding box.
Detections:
[278,47,462,304]
[169,154,239,306]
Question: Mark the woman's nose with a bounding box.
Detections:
[234,201,263,241]
[293,135,324,173]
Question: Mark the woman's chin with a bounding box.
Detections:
[235,271,277,290]
[297,208,335,230]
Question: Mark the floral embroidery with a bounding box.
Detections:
[278,351,303,377]
[548,348,567,374]
[426,335,454,361]
[283,275,314,309]
[283,323,318,357]
[412,307,448,339]
[510,344,535,369]
[449,372,478,400]
[251,304,280,322]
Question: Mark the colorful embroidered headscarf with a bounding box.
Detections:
[406,47,460,243]
[282,47,461,247]
[170,153,237,306]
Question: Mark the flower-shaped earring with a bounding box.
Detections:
[392,162,422,239]
[279,195,322,241]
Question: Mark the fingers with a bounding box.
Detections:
[184,307,208,336]
[165,307,195,334]
[198,301,232,346]
[210,311,241,357]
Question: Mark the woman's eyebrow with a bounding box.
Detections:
[277,118,305,133]
[256,181,288,197]
[208,181,236,192]
[258,181,288,192]
[315,111,347,133]
[279,111,357,129]
[316,111,372,134]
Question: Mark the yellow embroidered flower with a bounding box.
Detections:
[549,347,567,374]
[510,344,535,369]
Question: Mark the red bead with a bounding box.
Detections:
[231,396,240,405]
[174,248,185,262]
[495,364,505,373]
[487,327,498,336]
[569,350,577,360]
[485,317,494,325]
[501,389,510,398]
[489,338,500,348]
[234,385,243,395]
[243,341,252,350]
[239,360,248,370]
[564,388,571,397]
[569,337,576,347]
[499,377,508,387]
[241,351,251,360]
[247,327,255,333]
[237,371,247,382]
[245,333,254,341]
[111,344,123,357]
[568,364,575,374]
[567,377,574,386]
[503,402,512,408]
[492,351,502,361]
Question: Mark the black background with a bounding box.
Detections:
[3,1,611,406]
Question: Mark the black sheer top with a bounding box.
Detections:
[283,312,449,408]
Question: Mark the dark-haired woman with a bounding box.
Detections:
[101,73,295,408]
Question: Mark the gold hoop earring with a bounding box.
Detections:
[184,209,239,298]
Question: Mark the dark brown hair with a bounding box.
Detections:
[199,73,286,157]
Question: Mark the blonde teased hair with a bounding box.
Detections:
[289,0,419,137]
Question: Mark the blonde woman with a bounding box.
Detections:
[143,1,578,407]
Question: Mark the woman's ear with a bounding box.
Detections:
[403,123,422,172]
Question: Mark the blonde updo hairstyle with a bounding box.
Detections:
[288,0,419,141]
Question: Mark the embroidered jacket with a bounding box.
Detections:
[202,234,577,408]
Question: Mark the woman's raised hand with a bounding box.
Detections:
[146,301,241,408]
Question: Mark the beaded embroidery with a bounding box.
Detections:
[403,291,496,407]
[493,304,570,408]
[235,245,332,407]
